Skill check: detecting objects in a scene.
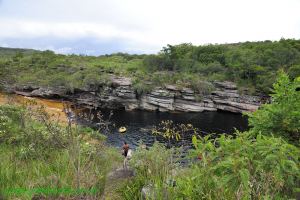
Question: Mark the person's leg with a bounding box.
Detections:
[124,157,128,170]
[123,157,127,170]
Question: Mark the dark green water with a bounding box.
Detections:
[92,109,248,149]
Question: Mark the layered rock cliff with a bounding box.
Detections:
[13,76,264,113]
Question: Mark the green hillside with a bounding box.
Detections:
[0,47,39,57]
[1,39,300,94]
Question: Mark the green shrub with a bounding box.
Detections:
[173,132,300,200]
[132,79,154,96]
[248,72,300,143]
[288,64,300,79]
[190,80,215,95]
[121,142,179,199]
[0,104,67,158]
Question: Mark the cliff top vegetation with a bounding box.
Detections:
[1,39,300,95]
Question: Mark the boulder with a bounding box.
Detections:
[107,167,135,180]
[30,87,67,98]
[141,184,154,199]
[111,76,132,86]
[214,81,237,90]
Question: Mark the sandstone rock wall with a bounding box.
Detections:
[13,76,263,113]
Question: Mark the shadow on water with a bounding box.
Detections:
[82,109,248,150]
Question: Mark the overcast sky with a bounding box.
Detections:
[0,0,299,55]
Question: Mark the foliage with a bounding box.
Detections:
[123,132,299,199]
[248,72,300,143]
[0,104,67,158]
[189,79,215,95]
[0,102,122,199]
[132,79,154,96]
[174,132,300,199]
[152,120,198,145]
[144,39,300,93]
[121,142,180,199]
[1,39,300,95]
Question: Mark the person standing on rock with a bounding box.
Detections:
[122,141,129,157]
[122,141,132,170]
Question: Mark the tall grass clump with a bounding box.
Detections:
[0,101,122,199]
[121,142,180,199]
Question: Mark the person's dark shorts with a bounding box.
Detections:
[124,150,128,157]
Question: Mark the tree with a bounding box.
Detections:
[248,71,300,143]
[288,64,300,79]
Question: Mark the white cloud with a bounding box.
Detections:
[0,19,126,39]
[0,18,163,51]
[0,0,299,54]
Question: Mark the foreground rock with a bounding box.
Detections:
[107,167,135,179]
[102,167,135,200]
[12,76,266,113]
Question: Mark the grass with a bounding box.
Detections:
[0,144,122,199]
[0,102,123,200]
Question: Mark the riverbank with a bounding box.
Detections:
[0,93,70,123]
[0,93,140,200]
[9,76,266,115]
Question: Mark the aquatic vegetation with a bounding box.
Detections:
[152,120,199,144]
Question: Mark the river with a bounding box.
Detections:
[0,93,248,149]
[81,108,248,150]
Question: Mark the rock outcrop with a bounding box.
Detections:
[12,76,264,113]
